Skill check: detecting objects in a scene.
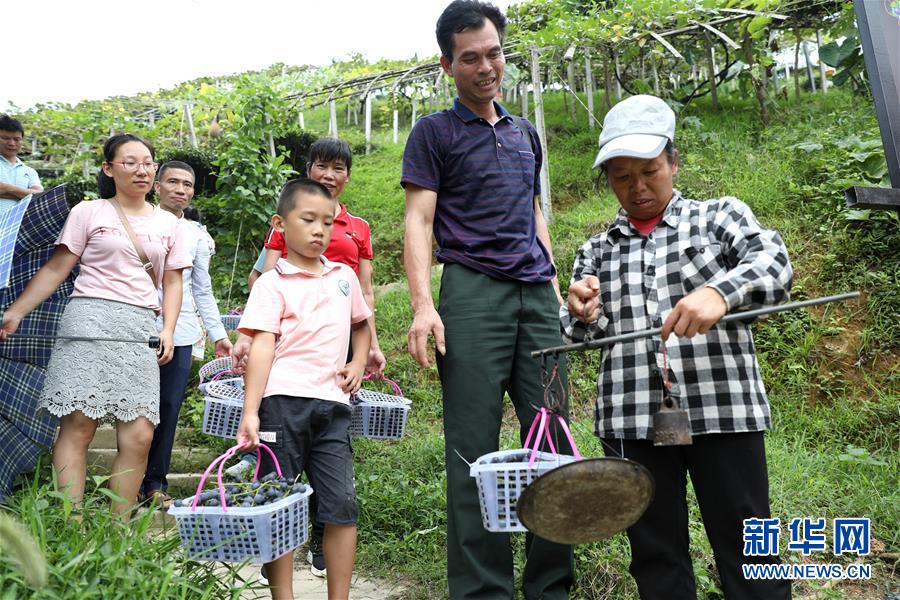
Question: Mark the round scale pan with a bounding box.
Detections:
[517,457,654,545]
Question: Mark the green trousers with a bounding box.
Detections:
[436,264,574,600]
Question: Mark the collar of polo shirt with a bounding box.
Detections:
[274,256,340,276]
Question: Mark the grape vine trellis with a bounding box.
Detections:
[9,0,851,302]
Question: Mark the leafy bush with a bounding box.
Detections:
[38,176,99,208]
[1,465,253,599]
[274,129,318,174]
[207,75,296,305]
[156,147,219,198]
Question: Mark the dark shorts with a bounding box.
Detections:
[257,395,358,526]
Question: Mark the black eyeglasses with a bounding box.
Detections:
[108,160,159,172]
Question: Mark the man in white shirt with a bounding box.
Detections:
[141,160,232,504]
[0,115,42,212]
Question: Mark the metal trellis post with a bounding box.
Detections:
[530,45,552,223]
[393,109,399,144]
[802,40,817,93]
[520,82,529,118]
[585,55,596,130]
[365,94,372,155]
[816,29,828,94]
[329,100,338,137]
[184,103,198,149]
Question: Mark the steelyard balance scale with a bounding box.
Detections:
[518,291,860,545]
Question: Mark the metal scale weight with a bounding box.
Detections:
[516,291,860,545]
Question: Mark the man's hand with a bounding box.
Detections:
[214,337,233,359]
[231,333,252,374]
[407,305,445,368]
[366,347,387,379]
[236,412,260,451]
[662,287,727,341]
[567,275,601,323]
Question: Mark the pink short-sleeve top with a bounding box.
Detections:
[57,199,192,313]
[238,257,372,404]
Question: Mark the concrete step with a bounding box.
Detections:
[89,426,197,449]
[86,447,219,473]
[165,473,205,496]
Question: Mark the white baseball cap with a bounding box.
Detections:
[592,95,676,169]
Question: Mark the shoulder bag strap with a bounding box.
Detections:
[108,198,159,285]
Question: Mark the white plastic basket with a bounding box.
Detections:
[202,379,244,439]
[198,357,234,387]
[168,444,312,563]
[469,449,577,532]
[350,377,411,440]
[199,373,243,395]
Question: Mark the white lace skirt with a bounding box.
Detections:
[40,297,160,425]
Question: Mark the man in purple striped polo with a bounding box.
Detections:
[401,1,574,598]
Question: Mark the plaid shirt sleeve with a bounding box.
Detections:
[558,193,793,440]
[704,197,793,312]
[559,235,608,342]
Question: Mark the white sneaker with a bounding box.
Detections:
[307,549,326,578]
[225,454,257,479]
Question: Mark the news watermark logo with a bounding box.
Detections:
[742,517,872,580]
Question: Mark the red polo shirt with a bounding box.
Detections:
[264,203,373,275]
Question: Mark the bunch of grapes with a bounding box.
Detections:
[487,451,535,464]
[179,472,308,508]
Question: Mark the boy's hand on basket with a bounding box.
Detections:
[236,413,260,450]
[230,333,252,374]
[214,337,233,359]
[338,362,365,394]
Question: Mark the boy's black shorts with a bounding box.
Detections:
[256,394,358,526]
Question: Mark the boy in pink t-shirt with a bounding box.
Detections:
[237,178,371,600]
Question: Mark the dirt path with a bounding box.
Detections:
[238,556,405,599]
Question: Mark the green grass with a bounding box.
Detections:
[340,142,407,287]
[1,463,256,599]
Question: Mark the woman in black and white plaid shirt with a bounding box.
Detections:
[562,95,793,600]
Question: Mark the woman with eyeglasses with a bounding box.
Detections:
[0,133,191,518]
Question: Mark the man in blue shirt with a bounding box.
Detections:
[0,115,42,212]
[401,2,573,598]
[140,161,232,505]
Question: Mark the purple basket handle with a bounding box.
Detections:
[523,407,582,467]
[208,369,238,383]
[190,443,283,512]
[362,373,404,397]
[200,358,233,383]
